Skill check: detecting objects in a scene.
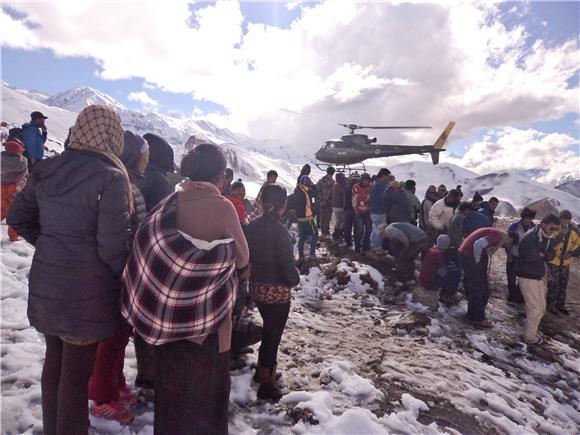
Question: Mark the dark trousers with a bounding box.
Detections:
[506,259,523,301]
[42,335,99,435]
[319,204,333,235]
[154,335,230,435]
[134,334,155,389]
[460,252,489,321]
[394,237,430,281]
[547,263,570,308]
[88,321,132,403]
[433,265,462,299]
[354,212,372,253]
[256,301,291,369]
[343,209,354,246]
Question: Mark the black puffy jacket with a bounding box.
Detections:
[7,150,131,340]
[244,216,300,287]
[516,226,556,280]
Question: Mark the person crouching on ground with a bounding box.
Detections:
[419,235,462,306]
[87,131,149,424]
[516,214,559,345]
[7,105,132,435]
[458,227,515,328]
[1,128,28,241]
[379,222,429,286]
[244,184,301,401]
[295,175,318,259]
[122,143,250,435]
[546,210,580,316]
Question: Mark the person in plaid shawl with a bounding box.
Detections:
[123,143,249,435]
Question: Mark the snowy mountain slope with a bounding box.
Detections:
[555,179,580,198]
[462,172,580,219]
[1,84,76,147]
[2,83,578,214]
[45,86,128,112]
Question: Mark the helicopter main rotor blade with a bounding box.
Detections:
[360,126,432,129]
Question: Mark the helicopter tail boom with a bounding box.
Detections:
[433,121,456,150]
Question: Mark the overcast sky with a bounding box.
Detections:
[1,1,578,182]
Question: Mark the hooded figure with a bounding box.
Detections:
[1,129,28,241]
[136,133,174,211]
[7,105,132,435]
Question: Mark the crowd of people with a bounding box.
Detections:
[1,105,579,434]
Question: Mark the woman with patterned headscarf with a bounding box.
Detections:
[8,105,132,435]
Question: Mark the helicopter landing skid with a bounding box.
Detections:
[315,162,366,175]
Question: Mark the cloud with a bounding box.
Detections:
[0,1,578,163]
[127,91,159,108]
[445,127,580,183]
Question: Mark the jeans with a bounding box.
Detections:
[256,301,291,369]
[460,252,489,322]
[88,321,132,403]
[370,214,387,249]
[298,219,318,258]
[354,212,372,253]
[42,335,99,435]
[155,334,230,435]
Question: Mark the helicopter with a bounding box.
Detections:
[315,121,456,172]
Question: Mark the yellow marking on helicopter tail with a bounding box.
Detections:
[433,121,456,149]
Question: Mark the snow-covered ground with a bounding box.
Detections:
[2,226,579,434]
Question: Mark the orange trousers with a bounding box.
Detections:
[1,184,19,241]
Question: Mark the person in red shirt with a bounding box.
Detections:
[458,227,515,327]
[352,173,372,254]
[226,180,248,225]
[419,235,461,306]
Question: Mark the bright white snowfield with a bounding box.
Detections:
[2,231,579,434]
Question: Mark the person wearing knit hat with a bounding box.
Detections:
[88,129,150,424]
[1,129,28,241]
[419,234,462,306]
[7,104,132,434]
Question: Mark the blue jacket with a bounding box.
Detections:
[369,180,387,215]
[22,122,47,160]
[461,211,491,236]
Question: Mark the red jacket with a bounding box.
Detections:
[352,183,371,214]
[419,247,446,289]
[226,195,248,225]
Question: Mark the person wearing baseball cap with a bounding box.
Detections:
[22,111,48,167]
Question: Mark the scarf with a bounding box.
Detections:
[67,105,133,213]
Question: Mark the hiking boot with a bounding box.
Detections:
[525,336,544,346]
[118,384,138,406]
[547,305,560,316]
[440,294,461,307]
[557,305,570,316]
[254,366,284,402]
[90,401,134,425]
[463,317,493,329]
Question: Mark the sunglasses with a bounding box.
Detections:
[545,225,559,232]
